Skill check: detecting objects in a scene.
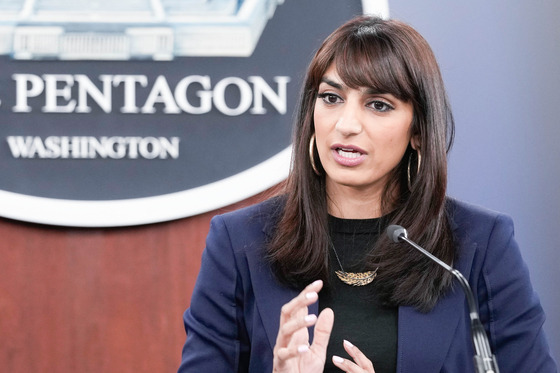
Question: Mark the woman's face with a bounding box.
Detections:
[313,63,414,198]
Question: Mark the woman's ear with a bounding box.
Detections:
[410,135,421,152]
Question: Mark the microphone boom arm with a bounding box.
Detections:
[389,226,500,373]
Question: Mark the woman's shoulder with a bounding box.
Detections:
[212,195,286,231]
[201,196,286,262]
[445,196,515,244]
[446,196,513,224]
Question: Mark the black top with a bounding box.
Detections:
[320,215,397,373]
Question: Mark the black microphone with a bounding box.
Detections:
[386,225,500,373]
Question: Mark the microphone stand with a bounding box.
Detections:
[388,226,500,373]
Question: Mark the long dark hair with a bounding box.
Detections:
[267,16,455,312]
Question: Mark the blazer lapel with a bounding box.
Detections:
[243,211,319,352]
[397,212,478,373]
[245,250,299,350]
[397,286,466,372]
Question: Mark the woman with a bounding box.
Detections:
[178,16,556,372]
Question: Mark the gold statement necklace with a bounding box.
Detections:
[329,241,379,286]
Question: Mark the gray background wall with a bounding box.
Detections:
[390,0,559,361]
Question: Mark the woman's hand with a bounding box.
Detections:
[272,280,334,373]
[331,340,376,373]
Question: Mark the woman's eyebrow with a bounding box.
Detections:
[365,87,387,95]
[320,77,343,90]
[320,77,386,96]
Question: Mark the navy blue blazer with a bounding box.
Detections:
[178,197,556,372]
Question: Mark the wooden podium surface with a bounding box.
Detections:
[0,192,271,372]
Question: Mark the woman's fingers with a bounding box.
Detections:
[275,343,311,361]
[274,280,323,349]
[343,340,374,371]
[311,307,334,352]
[280,313,317,337]
[331,340,375,373]
[273,280,327,372]
[279,280,323,323]
[276,308,334,370]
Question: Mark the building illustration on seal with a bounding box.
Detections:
[0,0,285,60]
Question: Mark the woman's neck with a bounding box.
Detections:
[326,183,385,219]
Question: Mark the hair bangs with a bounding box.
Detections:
[332,31,414,102]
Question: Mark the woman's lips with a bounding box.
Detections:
[331,145,366,166]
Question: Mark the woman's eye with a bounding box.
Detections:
[370,100,394,112]
[318,93,341,104]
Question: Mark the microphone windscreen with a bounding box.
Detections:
[386,225,407,242]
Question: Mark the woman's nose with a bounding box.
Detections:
[335,105,363,136]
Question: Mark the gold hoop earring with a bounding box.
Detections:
[309,134,320,175]
[407,151,421,190]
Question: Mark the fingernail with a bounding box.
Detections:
[311,279,322,287]
[304,314,317,324]
[332,355,344,364]
[305,291,318,300]
[297,344,309,353]
[343,340,354,348]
